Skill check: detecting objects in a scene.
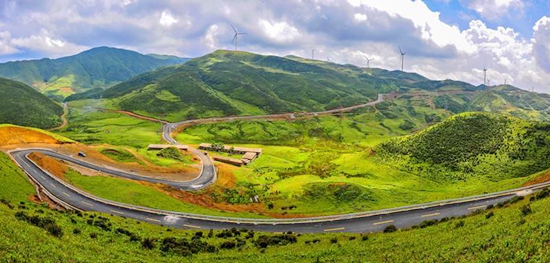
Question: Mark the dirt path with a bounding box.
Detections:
[50,103,69,131]
[97,108,168,124]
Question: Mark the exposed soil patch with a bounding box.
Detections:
[0,126,61,146]
[522,171,550,187]
[28,152,68,181]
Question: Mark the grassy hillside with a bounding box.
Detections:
[377,112,550,181]
[0,78,63,129]
[0,47,189,100]
[88,50,476,122]
[1,175,550,262]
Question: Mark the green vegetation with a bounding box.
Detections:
[156,147,191,163]
[3,180,550,261]
[0,77,63,129]
[176,110,550,215]
[0,151,35,201]
[0,47,189,100]
[84,50,475,122]
[377,112,550,181]
[63,169,267,218]
[100,148,138,163]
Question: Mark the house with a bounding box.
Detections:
[213,155,244,166]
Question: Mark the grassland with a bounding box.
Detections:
[175,107,549,215]
[2,173,550,262]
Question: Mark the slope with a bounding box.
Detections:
[376,112,550,181]
[0,78,63,129]
[0,47,190,100]
[90,50,475,122]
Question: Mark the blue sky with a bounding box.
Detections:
[0,0,549,92]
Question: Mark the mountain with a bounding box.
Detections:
[0,47,190,100]
[82,50,476,121]
[0,78,62,129]
[376,112,550,181]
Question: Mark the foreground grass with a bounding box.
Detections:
[1,181,550,262]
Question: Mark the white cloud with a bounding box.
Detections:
[159,11,178,27]
[258,19,301,44]
[354,13,367,22]
[202,24,220,50]
[10,29,87,58]
[462,0,524,20]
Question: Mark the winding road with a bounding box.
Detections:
[9,93,550,233]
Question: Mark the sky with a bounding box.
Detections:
[1,0,550,92]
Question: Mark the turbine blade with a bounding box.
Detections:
[231,24,237,33]
[232,34,237,43]
[399,46,402,54]
[238,32,247,35]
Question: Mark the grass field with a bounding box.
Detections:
[2,180,550,262]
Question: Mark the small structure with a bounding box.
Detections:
[147,144,188,151]
[199,143,262,166]
[213,156,244,167]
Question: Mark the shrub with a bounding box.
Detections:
[485,211,494,219]
[383,225,397,233]
[455,221,465,228]
[361,235,369,241]
[73,228,81,235]
[220,240,236,250]
[520,205,532,216]
[90,233,98,239]
[330,237,338,244]
[142,238,156,250]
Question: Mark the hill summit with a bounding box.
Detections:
[377,112,550,181]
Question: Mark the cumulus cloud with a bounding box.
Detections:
[461,0,524,20]
[0,0,549,92]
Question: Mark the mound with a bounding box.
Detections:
[0,124,72,146]
[376,112,550,181]
[0,78,63,129]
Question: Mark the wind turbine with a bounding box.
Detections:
[398,46,406,71]
[312,49,315,60]
[231,25,246,51]
[364,56,374,68]
[483,65,487,86]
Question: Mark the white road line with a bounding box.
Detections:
[373,220,394,225]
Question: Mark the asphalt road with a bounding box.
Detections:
[10,148,538,233]
[9,94,550,233]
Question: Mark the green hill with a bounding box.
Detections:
[0,78,63,129]
[86,50,477,121]
[0,47,190,100]
[377,112,550,181]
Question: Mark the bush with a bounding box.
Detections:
[142,238,156,250]
[73,228,81,235]
[361,235,369,241]
[90,233,98,239]
[485,211,494,219]
[220,240,236,250]
[330,237,338,244]
[455,221,465,228]
[520,205,532,216]
[383,225,397,233]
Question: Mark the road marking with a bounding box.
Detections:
[183,224,201,229]
[62,192,70,197]
[323,227,345,232]
[50,183,56,188]
[147,218,161,223]
[110,210,125,215]
[468,205,486,210]
[421,212,440,218]
[81,201,94,207]
[373,220,394,225]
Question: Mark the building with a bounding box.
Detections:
[147,144,188,151]
[198,143,262,166]
[213,155,244,166]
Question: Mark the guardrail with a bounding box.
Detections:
[18,150,550,226]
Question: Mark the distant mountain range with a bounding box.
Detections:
[72,50,481,121]
[0,47,190,100]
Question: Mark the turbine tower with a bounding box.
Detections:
[483,65,487,86]
[231,25,246,51]
[312,49,315,60]
[399,46,406,71]
[364,56,374,69]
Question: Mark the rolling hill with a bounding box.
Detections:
[79,50,477,121]
[0,78,63,129]
[0,47,190,100]
[376,112,550,181]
